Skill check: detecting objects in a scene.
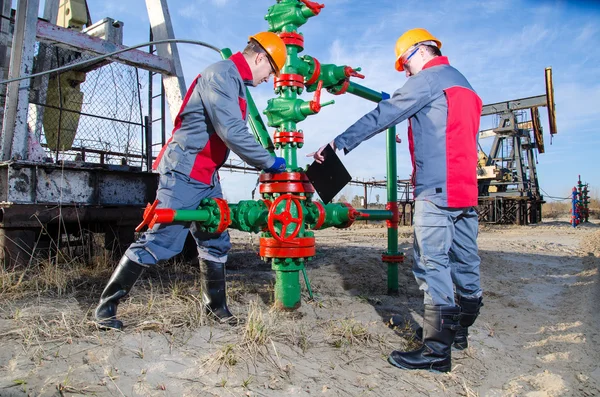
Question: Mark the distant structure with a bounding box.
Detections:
[476,68,557,225]
[571,175,590,227]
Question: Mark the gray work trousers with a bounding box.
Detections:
[126,170,231,266]
[412,199,482,306]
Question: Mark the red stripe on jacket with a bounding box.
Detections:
[152,75,201,170]
[153,52,251,185]
[444,86,483,207]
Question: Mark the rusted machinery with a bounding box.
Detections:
[476,67,557,225]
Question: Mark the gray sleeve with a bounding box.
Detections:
[334,73,433,154]
[199,72,275,170]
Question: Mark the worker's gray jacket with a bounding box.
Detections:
[334,56,482,208]
[154,52,275,185]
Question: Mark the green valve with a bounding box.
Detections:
[265,0,323,33]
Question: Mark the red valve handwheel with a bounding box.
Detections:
[268,194,305,242]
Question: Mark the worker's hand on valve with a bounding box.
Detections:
[307,141,336,164]
[264,156,287,173]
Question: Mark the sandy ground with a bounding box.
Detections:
[1,218,599,396]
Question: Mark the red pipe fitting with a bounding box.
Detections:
[213,198,232,233]
[274,73,305,89]
[274,130,304,144]
[386,202,399,229]
[382,254,404,263]
[300,0,325,15]
[279,32,304,49]
[305,57,321,86]
[312,201,326,230]
[259,172,315,194]
[329,79,350,95]
[344,66,365,79]
[259,236,316,258]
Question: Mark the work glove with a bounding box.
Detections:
[264,156,286,173]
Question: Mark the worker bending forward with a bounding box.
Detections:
[95,32,288,330]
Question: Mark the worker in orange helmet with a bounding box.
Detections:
[310,28,483,372]
[95,32,288,330]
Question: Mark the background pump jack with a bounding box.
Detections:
[0,0,405,311]
[476,67,557,225]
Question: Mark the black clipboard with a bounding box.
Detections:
[305,145,352,204]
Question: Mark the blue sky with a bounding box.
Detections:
[84,0,600,203]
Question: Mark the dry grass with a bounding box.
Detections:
[0,228,444,396]
[542,201,571,219]
[387,316,422,351]
[326,318,374,348]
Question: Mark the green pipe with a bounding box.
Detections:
[220,48,275,154]
[172,209,211,223]
[228,202,269,233]
[272,258,303,310]
[347,82,385,103]
[386,126,399,294]
[355,209,393,221]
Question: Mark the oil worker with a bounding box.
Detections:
[95,32,288,330]
[309,28,483,372]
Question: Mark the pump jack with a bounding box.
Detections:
[477,67,557,225]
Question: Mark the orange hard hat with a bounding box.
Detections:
[394,28,442,72]
[249,32,287,76]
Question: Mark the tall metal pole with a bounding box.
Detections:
[145,0,186,121]
[386,126,399,294]
[1,0,40,161]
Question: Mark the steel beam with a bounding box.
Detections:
[1,0,39,161]
[35,19,174,75]
[0,161,158,205]
[0,0,13,134]
[28,0,60,145]
[481,95,547,116]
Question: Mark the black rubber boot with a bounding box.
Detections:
[388,305,461,372]
[453,295,483,350]
[200,259,234,322]
[413,296,483,350]
[95,255,144,330]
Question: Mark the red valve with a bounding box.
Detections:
[136,200,159,232]
[309,80,324,113]
[300,0,325,15]
[135,200,176,231]
[268,194,305,243]
[344,66,365,79]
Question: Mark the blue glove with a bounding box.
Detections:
[264,156,286,173]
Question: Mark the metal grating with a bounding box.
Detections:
[25,42,147,168]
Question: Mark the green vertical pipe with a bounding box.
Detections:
[274,267,302,310]
[386,126,399,294]
[220,48,275,154]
